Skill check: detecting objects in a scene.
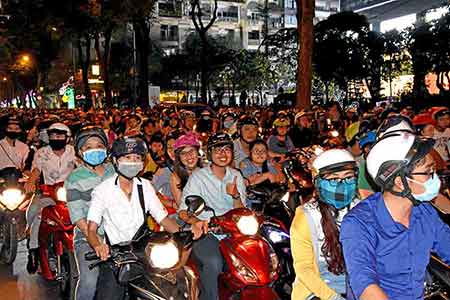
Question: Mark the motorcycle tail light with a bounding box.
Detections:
[229,251,258,283]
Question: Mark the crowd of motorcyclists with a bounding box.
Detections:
[0,101,448,300]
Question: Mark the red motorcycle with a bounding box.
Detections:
[38,182,76,299]
[187,197,280,300]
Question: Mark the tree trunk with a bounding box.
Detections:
[103,27,113,108]
[134,18,150,109]
[77,35,92,108]
[296,0,314,109]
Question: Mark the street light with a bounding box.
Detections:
[22,55,30,63]
[2,77,6,82]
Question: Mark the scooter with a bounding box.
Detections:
[37,182,76,299]
[0,167,31,264]
[85,207,202,300]
[186,196,281,300]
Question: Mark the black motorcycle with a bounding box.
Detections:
[85,219,200,300]
[0,167,31,264]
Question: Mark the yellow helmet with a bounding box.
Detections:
[273,118,290,127]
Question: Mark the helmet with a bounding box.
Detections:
[237,115,258,130]
[312,149,357,179]
[366,132,435,201]
[207,132,233,153]
[174,133,201,151]
[359,131,376,149]
[431,107,450,120]
[273,117,290,127]
[74,126,108,154]
[221,112,238,122]
[47,122,72,137]
[180,110,196,119]
[111,137,148,159]
[412,113,433,127]
[345,121,360,143]
[376,114,414,139]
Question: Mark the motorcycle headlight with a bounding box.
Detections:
[229,251,258,282]
[56,187,67,202]
[237,215,259,235]
[280,192,289,203]
[1,188,25,211]
[147,241,180,269]
[266,227,290,244]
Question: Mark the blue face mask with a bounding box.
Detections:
[82,148,107,166]
[316,177,357,209]
[408,173,441,202]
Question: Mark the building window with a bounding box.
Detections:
[248,30,260,40]
[169,25,178,41]
[161,25,168,41]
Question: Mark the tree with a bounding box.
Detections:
[382,29,409,98]
[190,0,218,103]
[430,9,450,97]
[296,0,314,109]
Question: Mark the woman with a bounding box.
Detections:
[291,149,359,300]
[239,139,282,186]
[170,133,202,206]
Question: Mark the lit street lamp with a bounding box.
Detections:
[22,55,30,63]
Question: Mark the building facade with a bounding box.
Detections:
[152,0,340,54]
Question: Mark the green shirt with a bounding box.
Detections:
[65,163,115,242]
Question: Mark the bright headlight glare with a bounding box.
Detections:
[1,188,25,210]
[149,241,179,269]
[280,192,289,203]
[56,187,67,202]
[237,215,259,235]
[268,228,290,243]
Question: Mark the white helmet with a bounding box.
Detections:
[376,114,414,139]
[47,122,72,137]
[366,132,435,201]
[312,149,357,179]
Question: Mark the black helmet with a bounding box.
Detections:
[74,126,108,154]
[237,115,258,130]
[111,137,148,159]
[376,114,414,140]
[221,112,238,122]
[207,132,233,153]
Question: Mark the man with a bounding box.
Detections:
[340,132,450,300]
[0,117,29,171]
[24,122,76,274]
[87,137,203,300]
[178,132,246,300]
[66,126,115,300]
[291,111,313,148]
[431,107,450,163]
[233,115,259,167]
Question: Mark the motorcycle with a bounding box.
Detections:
[0,167,31,264]
[37,182,76,299]
[186,196,281,300]
[85,205,202,300]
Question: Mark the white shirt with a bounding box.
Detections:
[32,145,76,184]
[88,175,168,245]
[433,128,450,162]
[0,138,29,170]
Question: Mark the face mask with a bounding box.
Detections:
[202,116,210,120]
[224,120,235,129]
[5,131,20,140]
[117,161,144,179]
[408,174,441,202]
[82,149,107,166]
[316,177,357,209]
[49,139,67,151]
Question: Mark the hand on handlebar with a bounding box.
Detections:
[191,220,209,240]
[94,244,110,261]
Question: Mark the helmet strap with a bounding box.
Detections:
[389,172,420,206]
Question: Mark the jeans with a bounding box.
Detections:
[73,240,99,300]
[318,259,346,295]
[26,196,55,249]
[96,263,126,300]
[192,234,223,300]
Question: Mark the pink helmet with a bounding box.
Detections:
[174,133,201,151]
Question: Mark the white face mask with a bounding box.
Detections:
[407,173,441,202]
[117,161,144,179]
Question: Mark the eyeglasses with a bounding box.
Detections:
[213,146,232,155]
[323,176,356,186]
[180,148,197,157]
[409,169,435,179]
